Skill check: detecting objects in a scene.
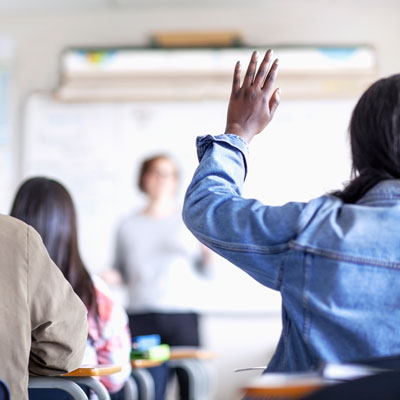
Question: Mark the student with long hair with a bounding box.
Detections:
[10,177,132,400]
[183,50,400,371]
[0,206,87,399]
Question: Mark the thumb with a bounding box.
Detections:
[269,88,280,117]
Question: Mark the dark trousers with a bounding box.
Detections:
[128,312,200,400]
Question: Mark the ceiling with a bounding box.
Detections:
[0,0,392,12]
[0,0,254,12]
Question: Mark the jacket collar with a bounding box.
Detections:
[359,180,400,203]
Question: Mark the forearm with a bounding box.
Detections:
[183,134,249,246]
[183,133,310,289]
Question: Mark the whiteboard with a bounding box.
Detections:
[23,94,355,313]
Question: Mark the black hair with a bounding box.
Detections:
[10,177,98,318]
[333,74,400,203]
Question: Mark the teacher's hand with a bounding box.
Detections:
[225,50,280,143]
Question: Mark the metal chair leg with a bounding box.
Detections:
[63,376,111,400]
[168,359,210,400]
[124,376,139,400]
[131,368,156,400]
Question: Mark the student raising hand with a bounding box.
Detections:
[225,50,280,143]
[184,50,400,378]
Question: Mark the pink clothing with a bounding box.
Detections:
[83,276,132,393]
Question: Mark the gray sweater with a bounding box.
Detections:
[114,211,206,312]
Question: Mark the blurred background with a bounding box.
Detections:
[0,0,399,399]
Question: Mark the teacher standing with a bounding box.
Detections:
[113,154,211,400]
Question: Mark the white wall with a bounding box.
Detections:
[199,313,282,400]
[1,1,400,399]
[0,0,398,198]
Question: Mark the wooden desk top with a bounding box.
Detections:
[169,347,216,360]
[64,365,122,377]
[131,359,164,369]
[242,372,333,399]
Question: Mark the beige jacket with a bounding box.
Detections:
[0,214,88,399]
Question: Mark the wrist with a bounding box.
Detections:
[224,124,253,143]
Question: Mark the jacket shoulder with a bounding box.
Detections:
[0,214,29,244]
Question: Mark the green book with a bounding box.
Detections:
[131,344,171,361]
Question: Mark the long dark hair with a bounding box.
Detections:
[10,177,98,318]
[333,74,400,203]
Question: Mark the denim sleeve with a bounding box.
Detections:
[183,134,309,290]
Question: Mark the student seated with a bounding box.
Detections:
[0,211,88,399]
[10,177,132,399]
[183,50,400,371]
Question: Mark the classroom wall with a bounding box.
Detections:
[0,0,399,188]
[1,1,400,399]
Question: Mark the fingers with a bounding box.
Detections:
[253,50,273,88]
[262,58,279,94]
[269,88,281,117]
[232,49,279,101]
[242,51,258,88]
[231,61,241,96]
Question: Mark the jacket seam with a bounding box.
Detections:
[302,253,312,342]
[358,193,400,202]
[289,241,400,269]
[279,308,289,370]
[190,228,289,254]
[275,255,285,291]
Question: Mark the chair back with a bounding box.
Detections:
[352,354,400,369]
[0,379,10,400]
[303,370,400,400]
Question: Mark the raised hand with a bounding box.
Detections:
[225,50,280,143]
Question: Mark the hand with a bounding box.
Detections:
[225,50,280,143]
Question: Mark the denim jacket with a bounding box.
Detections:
[183,134,400,372]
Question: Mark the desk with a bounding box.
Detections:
[131,359,163,369]
[64,364,122,377]
[242,372,334,399]
[169,347,216,360]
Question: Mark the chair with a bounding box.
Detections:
[301,370,400,400]
[29,376,113,400]
[131,359,160,400]
[30,374,140,400]
[29,364,122,400]
[28,377,89,400]
[167,347,215,400]
[123,375,139,400]
[351,353,400,370]
[0,379,10,400]
[302,354,400,400]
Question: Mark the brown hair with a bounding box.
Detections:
[138,154,179,193]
